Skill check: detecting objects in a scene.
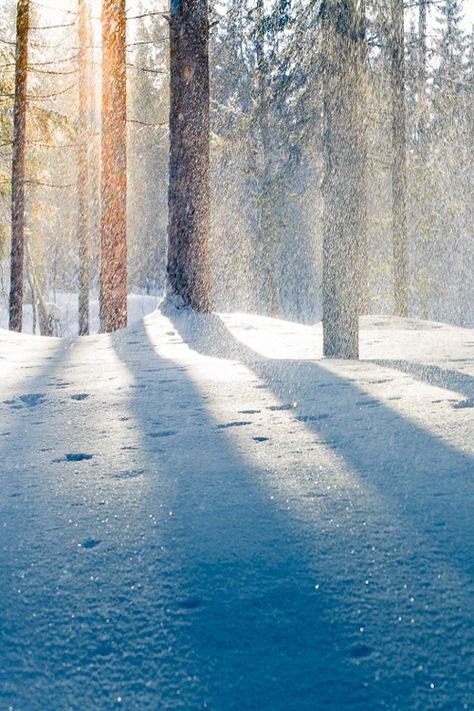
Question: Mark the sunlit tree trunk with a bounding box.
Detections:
[8,0,29,332]
[391,0,408,317]
[100,0,127,332]
[78,0,90,336]
[322,0,366,359]
[167,0,211,312]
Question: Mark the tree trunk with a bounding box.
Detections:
[391,0,408,317]
[255,0,278,316]
[78,0,90,336]
[8,0,29,333]
[417,0,430,319]
[321,0,366,359]
[167,0,211,312]
[100,0,127,332]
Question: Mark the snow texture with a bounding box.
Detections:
[0,309,473,710]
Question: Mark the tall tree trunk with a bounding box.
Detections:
[100,0,127,332]
[8,0,29,333]
[357,1,369,315]
[391,0,408,317]
[255,0,278,316]
[78,0,90,336]
[417,0,430,319]
[167,0,211,312]
[321,0,366,359]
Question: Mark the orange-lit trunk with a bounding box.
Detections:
[100,0,127,332]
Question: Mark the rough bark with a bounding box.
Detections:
[390,0,408,317]
[255,0,278,316]
[321,0,366,359]
[78,0,90,336]
[167,0,211,312]
[100,0,127,332]
[8,0,29,333]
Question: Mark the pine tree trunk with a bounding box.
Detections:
[391,0,408,317]
[167,0,211,312]
[322,0,366,359]
[100,0,127,332]
[255,0,278,317]
[78,0,90,336]
[8,0,29,333]
[417,0,429,320]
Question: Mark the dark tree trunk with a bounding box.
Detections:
[391,0,408,317]
[78,0,90,336]
[321,0,367,359]
[167,0,211,312]
[8,0,29,333]
[100,0,127,332]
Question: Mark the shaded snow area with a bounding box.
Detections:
[1,309,473,710]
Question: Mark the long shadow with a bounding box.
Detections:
[112,316,473,711]
[166,311,474,571]
[375,359,474,405]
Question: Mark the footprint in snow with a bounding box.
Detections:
[453,399,474,409]
[54,453,94,463]
[267,404,293,411]
[71,393,90,401]
[217,421,252,429]
[239,409,261,414]
[348,643,374,660]
[296,414,330,422]
[19,393,46,407]
[148,430,177,438]
[355,400,380,409]
[253,436,270,442]
[78,538,101,549]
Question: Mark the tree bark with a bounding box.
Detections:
[391,0,408,317]
[167,0,211,312]
[321,0,366,359]
[8,0,29,333]
[255,0,278,316]
[100,0,127,332]
[78,0,90,336]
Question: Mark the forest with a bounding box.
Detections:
[0,1,473,710]
[0,0,473,348]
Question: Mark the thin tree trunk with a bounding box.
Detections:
[391,0,408,317]
[100,0,127,332]
[167,0,211,312]
[417,0,430,319]
[357,0,369,315]
[78,0,90,336]
[8,0,29,332]
[322,0,366,359]
[255,0,278,316]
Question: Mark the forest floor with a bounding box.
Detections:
[0,307,473,710]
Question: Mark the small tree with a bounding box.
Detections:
[100,0,127,332]
[9,0,29,332]
[167,0,211,312]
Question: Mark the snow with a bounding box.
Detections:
[0,284,160,336]
[0,309,473,710]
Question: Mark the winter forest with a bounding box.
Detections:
[1,0,474,709]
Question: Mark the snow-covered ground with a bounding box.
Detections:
[0,309,473,710]
[0,288,160,336]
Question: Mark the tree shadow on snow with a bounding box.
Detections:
[112,314,473,711]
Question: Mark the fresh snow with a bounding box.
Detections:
[0,309,473,710]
